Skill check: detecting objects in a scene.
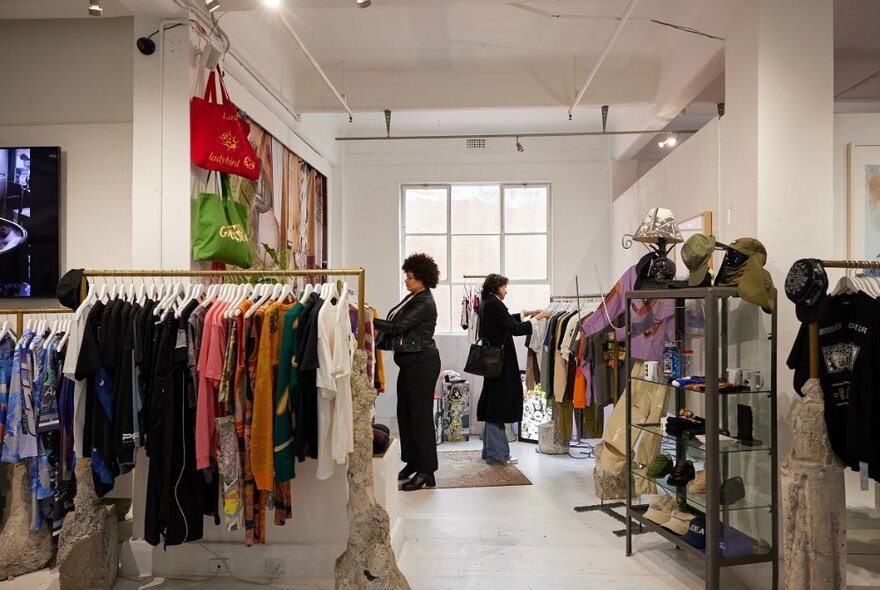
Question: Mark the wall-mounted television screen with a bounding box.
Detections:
[0,147,60,298]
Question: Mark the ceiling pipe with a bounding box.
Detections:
[276,9,354,121]
[335,129,699,141]
[568,0,639,120]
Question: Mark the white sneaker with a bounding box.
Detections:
[503,457,519,465]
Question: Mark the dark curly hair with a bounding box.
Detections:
[481,273,509,298]
[402,252,440,289]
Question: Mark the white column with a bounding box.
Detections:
[130,16,195,269]
[721,2,835,589]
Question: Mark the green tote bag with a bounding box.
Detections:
[192,173,253,268]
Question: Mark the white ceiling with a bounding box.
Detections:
[1,0,877,160]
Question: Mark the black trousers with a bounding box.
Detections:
[394,349,441,473]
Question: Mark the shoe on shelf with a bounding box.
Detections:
[398,464,418,481]
[402,472,436,491]
[689,470,707,494]
[666,459,696,487]
[720,476,746,505]
[646,453,674,478]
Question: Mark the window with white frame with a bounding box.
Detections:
[401,183,551,333]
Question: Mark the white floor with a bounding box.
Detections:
[398,439,751,590]
[3,439,878,589]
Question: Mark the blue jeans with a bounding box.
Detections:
[482,422,510,464]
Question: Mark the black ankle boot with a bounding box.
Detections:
[402,472,435,491]
[398,464,418,481]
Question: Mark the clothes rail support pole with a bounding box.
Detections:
[77,268,368,349]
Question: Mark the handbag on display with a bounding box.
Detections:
[464,320,505,379]
[192,172,253,268]
[190,66,261,181]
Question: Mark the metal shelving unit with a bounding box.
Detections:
[624,287,778,590]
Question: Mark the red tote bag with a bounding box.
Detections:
[190,67,261,181]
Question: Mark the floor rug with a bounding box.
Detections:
[427,450,532,490]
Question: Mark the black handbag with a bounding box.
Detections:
[464,338,504,379]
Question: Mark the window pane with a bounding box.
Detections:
[505,186,547,233]
[405,235,448,281]
[504,235,547,280]
[451,235,500,282]
[432,284,452,334]
[451,185,500,234]
[503,284,551,316]
[405,188,446,234]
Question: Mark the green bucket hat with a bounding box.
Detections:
[682,234,716,287]
[716,238,776,313]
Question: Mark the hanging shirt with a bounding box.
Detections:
[0,334,16,445]
[2,330,34,463]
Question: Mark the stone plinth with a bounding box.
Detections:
[781,378,846,590]
[0,463,53,579]
[335,350,411,590]
[58,458,119,590]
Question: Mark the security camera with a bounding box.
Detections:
[136,37,156,56]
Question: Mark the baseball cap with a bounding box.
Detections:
[682,234,716,287]
[56,268,85,311]
[716,238,776,313]
[785,258,829,323]
[682,515,707,549]
[643,495,674,525]
[663,509,697,535]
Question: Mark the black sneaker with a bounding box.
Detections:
[666,459,696,487]
[720,476,746,505]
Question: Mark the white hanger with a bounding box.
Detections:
[302,282,315,300]
[45,318,61,345]
[225,283,247,318]
[57,318,71,349]
[75,280,98,320]
[0,319,13,343]
[831,267,857,296]
[245,283,272,319]
[279,281,293,303]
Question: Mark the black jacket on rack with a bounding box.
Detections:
[476,294,532,424]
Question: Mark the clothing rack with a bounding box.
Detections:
[462,274,488,280]
[0,307,72,338]
[77,268,368,349]
[809,260,880,378]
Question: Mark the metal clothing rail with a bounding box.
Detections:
[78,268,367,349]
[808,259,880,378]
[0,308,72,338]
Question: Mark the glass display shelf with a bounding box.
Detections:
[632,423,773,455]
[631,469,773,513]
[630,375,773,397]
[628,506,774,566]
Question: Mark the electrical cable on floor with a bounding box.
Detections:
[195,541,287,586]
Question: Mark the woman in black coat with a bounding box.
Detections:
[476,274,549,465]
[374,253,442,491]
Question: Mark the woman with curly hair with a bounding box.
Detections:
[477,273,549,465]
[374,253,442,491]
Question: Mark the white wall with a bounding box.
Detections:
[339,135,612,421]
[0,18,134,302]
[612,118,721,278]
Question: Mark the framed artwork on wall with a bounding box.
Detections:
[847,143,880,262]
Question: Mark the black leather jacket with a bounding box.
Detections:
[374,290,438,353]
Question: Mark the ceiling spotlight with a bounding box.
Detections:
[205,0,221,12]
[264,0,281,6]
[516,137,524,153]
[357,0,372,7]
[88,0,102,16]
[657,132,679,149]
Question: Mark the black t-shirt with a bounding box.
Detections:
[787,292,880,478]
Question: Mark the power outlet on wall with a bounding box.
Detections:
[265,558,287,576]
[207,557,230,574]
